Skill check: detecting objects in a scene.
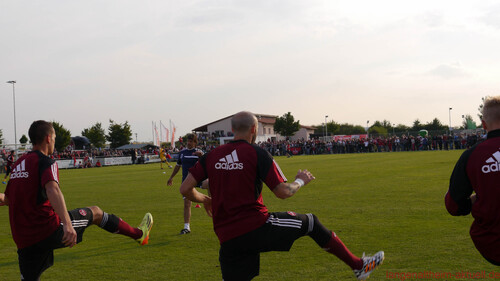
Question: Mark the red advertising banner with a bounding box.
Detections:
[333,134,368,141]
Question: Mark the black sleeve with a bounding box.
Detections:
[198,153,208,181]
[253,144,274,199]
[253,145,273,182]
[447,148,474,215]
[37,153,56,205]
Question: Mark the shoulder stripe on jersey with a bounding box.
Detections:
[51,163,59,183]
[273,159,287,182]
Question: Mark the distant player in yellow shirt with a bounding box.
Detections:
[160,146,172,169]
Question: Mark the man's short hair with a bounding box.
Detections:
[29,120,54,145]
[231,112,257,134]
[482,96,500,125]
[186,133,198,144]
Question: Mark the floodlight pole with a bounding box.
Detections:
[7,81,17,154]
[449,107,453,135]
[324,115,328,141]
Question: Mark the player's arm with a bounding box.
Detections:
[45,181,77,247]
[193,149,204,157]
[180,173,212,217]
[445,149,474,216]
[167,165,181,186]
[0,193,8,206]
[272,169,315,199]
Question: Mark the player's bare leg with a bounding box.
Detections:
[181,198,192,234]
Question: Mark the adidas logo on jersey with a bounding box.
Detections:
[10,160,29,179]
[482,151,500,174]
[215,150,243,170]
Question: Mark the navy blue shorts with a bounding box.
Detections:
[17,208,93,281]
[219,211,314,281]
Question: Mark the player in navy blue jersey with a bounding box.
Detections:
[180,111,384,280]
[446,96,500,265]
[167,133,207,234]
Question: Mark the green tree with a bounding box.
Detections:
[82,122,106,148]
[106,120,132,149]
[52,121,71,152]
[274,112,300,137]
[337,123,366,135]
[314,121,340,136]
[478,96,488,121]
[372,120,393,130]
[19,134,28,148]
[423,118,447,131]
[369,126,388,136]
[461,114,477,129]
[394,124,410,134]
[412,119,424,131]
[0,129,3,145]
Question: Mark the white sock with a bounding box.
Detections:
[184,223,190,230]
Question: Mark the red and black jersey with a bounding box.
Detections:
[7,154,14,167]
[189,140,287,243]
[4,151,60,249]
[445,129,500,262]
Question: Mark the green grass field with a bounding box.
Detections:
[1,151,497,280]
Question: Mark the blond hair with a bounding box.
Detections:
[482,96,500,125]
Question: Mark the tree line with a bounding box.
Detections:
[274,113,479,138]
[0,120,132,152]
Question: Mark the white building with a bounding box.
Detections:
[192,113,315,143]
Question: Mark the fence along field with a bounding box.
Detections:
[0,151,497,280]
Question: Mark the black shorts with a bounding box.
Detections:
[219,211,314,281]
[17,208,93,281]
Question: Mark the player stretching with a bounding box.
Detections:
[167,133,206,234]
[0,120,153,281]
[180,111,384,280]
[446,96,500,265]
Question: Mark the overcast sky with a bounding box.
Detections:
[1,0,497,144]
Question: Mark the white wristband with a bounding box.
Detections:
[294,178,305,187]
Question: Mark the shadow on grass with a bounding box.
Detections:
[52,240,172,262]
[0,260,18,267]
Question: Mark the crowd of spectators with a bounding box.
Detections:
[255,133,485,156]
[0,131,485,171]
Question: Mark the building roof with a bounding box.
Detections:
[301,125,316,130]
[116,143,159,150]
[192,113,278,132]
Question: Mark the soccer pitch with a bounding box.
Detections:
[1,151,497,280]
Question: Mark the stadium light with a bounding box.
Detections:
[325,115,328,140]
[6,81,17,154]
[449,107,453,134]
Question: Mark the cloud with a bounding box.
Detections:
[427,62,468,79]
[479,4,500,29]
[418,11,445,28]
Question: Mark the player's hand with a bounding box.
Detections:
[62,224,77,248]
[193,150,203,157]
[295,169,315,186]
[0,193,5,206]
[470,193,477,204]
[203,198,212,217]
[167,178,173,186]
